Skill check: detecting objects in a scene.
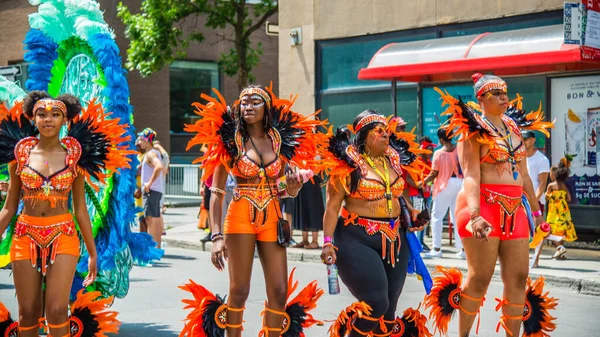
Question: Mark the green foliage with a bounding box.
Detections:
[117,0,277,89]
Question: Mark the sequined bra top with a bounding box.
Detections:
[15,136,81,207]
[345,145,405,201]
[230,128,283,180]
[478,115,526,165]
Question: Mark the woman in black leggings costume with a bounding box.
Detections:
[319,110,432,337]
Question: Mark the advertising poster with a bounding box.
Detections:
[421,85,473,144]
[551,75,600,205]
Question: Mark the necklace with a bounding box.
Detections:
[482,116,518,180]
[363,154,395,228]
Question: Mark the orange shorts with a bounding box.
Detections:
[223,186,279,242]
[456,184,529,240]
[10,213,80,274]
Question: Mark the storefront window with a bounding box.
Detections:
[170,61,219,133]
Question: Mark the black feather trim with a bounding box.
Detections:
[456,99,493,138]
[328,128,354,169]
[0,113,37,165]
[505,105,531,129]
[219,109,238,159]
[70,307,101,337]
[201,295,226,337]
[283,303,307,337]
[389,134,417,166]
[271,106,305,161]
[0,315,18,337]
[437,284,460,318]
[68,118,109,181]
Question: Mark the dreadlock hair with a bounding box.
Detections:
[233,85,273,139]
[349,109,385,193]
[22,90,82,120]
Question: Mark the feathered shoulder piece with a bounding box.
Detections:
[316,126,356,189]
[505,94,554,137]
[388,118,431,184]
[68,100,135,186]
[185,89,237,181]
[0,102,38,166]
[265,86,327,172]
[435,87,496,146]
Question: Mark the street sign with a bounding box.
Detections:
[0,65,21,77]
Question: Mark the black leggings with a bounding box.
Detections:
[334,217,409,335]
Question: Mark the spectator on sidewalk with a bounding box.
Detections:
[523,131,550,214]
[422,128,464,259]
[292,173,324,249]
[154,140,170,216]
[135,138,147,233]
[138,128,165,248]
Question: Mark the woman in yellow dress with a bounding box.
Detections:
[545,157,578,259]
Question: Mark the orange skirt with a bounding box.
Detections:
[223,185,279,242]
[10,213,80,274]
[456,184,529,240]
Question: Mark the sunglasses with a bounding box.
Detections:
[370,125,390,136]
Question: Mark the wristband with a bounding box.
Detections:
[323,242,338,250]
[324,236,333,244]
[469,208,481,219]
[532,210,542,217]
[210,232,224,241]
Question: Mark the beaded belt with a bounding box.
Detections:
[480,187,522,237]
[15,214,75,275]
[233,184,278,227]
[340,207,401,267]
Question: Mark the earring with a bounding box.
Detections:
[364,145,371,156]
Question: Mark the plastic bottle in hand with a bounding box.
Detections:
[327,264,340,295]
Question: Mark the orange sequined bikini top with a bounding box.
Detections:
[478,115,526,165]
[15,136,81,207]
[345,145,405,201]
[230,128,283,180]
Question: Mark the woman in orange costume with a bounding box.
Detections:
[180,86,324,337]
[319,110,432,337]
[425,74,557,337]
[0,91,124,337]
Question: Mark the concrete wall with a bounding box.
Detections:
[0,0,278,157]
[279,0,565,116]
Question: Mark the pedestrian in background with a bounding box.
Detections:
[138,128,165,249]
[292,173,324,249]
[153,140,170,216]
[523,130,550,214]
[422,127,464,259]
[134,138,147,233]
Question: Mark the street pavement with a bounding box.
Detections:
[160,207,600,297]
[1,247,600,337]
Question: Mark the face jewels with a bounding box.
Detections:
[240,94,265,110]
[370,125,390,137]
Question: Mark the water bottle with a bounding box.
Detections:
[327,264,340,295]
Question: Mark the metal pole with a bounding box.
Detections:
[391,79,397,116]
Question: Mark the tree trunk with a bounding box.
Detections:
[234,4,248,92]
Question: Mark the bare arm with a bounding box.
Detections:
[72,173,97,286]
[423,170,439,185]
[458,137,481,215]
[535,172,549,202]
[322,179,346,238]
[0,163,22,234]
[209,165,228,234]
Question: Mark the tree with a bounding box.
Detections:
[117,0,278,91]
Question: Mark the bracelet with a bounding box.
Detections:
[210,187,226,195]
[469,208,481,220]
[470,215,483,224]
[210,232,224,241]
[324,236,333,244]
[323,242,338,250]
[532,210,542,217]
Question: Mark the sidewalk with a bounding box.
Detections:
[161,216,600,296]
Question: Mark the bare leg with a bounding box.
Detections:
[146,216,162,248]
[225,234,256,337]
[311,231,319,244]
[45,255,78,337]
[257,241,288,337]
[12,260,43,337]
[498,238,529,337]
[139,216,148,233]
[459,237,500,336]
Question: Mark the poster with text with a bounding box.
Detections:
[551,75,600,205]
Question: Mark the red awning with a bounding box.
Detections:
[358,25,600,82]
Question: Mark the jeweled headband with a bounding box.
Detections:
[33,99,67,116]
[472,73,507,98]
[239,87,271,108]
[355,114,387,133]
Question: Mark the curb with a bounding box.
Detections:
[162,237,600,297]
